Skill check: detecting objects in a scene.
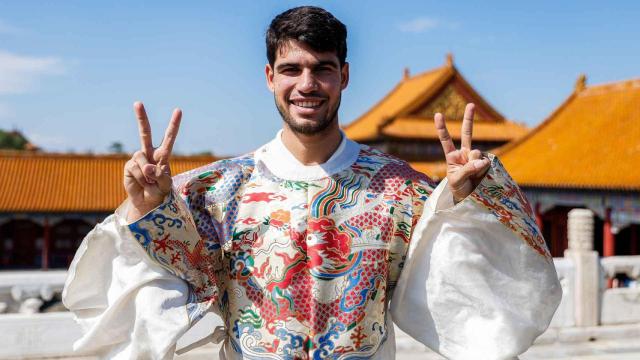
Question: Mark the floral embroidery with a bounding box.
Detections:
[268,209,291,229]
[470,155,552,260]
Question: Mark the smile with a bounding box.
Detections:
[290,99,325,109]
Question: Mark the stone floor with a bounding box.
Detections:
[14,324,640,360]
[170,339,640,360]
[20,346,640,360]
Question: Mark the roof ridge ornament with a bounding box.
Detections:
[575,74,587,93]
[446,53,454,67]
[403,67,410,80]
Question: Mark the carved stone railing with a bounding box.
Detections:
[0,270,67,314]
[601,256,640,281]
[550,257,575,328]
[600,256,640,324]
[552,209,640,328]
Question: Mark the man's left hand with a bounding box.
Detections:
[434,103,491,203]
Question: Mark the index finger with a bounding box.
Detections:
[434,112,456,155]
[133,101,154,158]
[160,108,182,155]
[461,103,475,150]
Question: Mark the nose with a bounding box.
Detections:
[297,69,319,93]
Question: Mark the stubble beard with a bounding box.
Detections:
[275,94,341,136]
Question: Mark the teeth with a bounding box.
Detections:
[293,100,322,108]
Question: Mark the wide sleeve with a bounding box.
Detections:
[390,154,562,360]
[62,201,191,360]
[126,187,224,324]
[63,167,227,359]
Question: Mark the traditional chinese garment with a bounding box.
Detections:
[63,132,561,360]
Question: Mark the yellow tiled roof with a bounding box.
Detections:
[343,56,525,144]
[0,152,217,212]
[344,65,453,141]
[498,77,640,190]
[382,116,528,141]
[410,160,447,181]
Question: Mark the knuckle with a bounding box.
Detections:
[133,151,147,162]
[124,160,135,171]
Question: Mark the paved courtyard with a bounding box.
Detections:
[169,335,640,360]
[37,327,640,360]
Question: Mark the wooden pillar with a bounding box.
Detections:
[535,202,544,232]
[631,224,638,255]
[42,217,50,270]
[603,208,615,257]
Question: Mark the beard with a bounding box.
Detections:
[275,94,341,135]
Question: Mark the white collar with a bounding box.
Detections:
[255,130,361,181]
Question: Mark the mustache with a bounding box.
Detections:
[289,93,328,100]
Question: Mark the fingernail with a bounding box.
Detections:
[473,159,487,169]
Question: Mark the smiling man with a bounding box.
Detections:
[63,6,561,360]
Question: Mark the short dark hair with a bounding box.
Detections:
[266,6,347,67]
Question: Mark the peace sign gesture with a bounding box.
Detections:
[434,103,491,203]
[124,101,182,222]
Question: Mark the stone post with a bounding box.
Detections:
[564,208,600,327]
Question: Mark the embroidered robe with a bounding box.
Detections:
[63,133,561,360]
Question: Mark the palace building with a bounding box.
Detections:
[343,54,529,179]
[0,152,216,269]
[498,75,640,257]
[345,58,639,258]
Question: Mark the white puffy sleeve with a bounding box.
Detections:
[390,155,562,360]
[62,201,191,359]
[63,167,228,359]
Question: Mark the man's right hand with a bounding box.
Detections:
[124,101,182,222]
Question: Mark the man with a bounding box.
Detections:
[63,6,561,360]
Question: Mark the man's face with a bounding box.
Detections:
[266,40,349,135]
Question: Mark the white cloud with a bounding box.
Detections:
[0,50,65,94]
[398,17,439,33]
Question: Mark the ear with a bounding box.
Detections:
[265,64,275,92]
[340,62,350,90]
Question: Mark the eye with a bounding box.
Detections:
[280,66,299,75]
[316,66,333,73]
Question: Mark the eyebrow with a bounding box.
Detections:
[276,60,340,71]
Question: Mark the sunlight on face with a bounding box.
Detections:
[266,40,349,135]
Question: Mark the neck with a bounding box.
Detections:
[281,121,342,165]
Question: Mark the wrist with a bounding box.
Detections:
[126,199,162,223]
[126,207,147,223]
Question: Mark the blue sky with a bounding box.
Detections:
[0,1,639,156]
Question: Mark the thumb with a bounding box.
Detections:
[473,157,491,179]
[142,164,157,184]
[156,164,173,194]
[457,158,490,181]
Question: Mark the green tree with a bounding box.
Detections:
[0,130,29,150]
[108,141,125,153]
